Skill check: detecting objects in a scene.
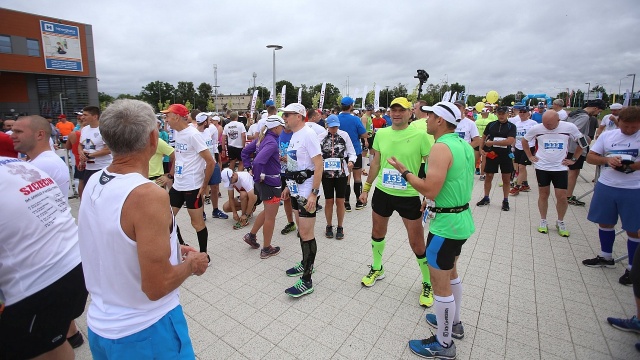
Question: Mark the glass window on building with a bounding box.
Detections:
[36,75,89,118]
[0,35,11,53]
[27,39,40,56]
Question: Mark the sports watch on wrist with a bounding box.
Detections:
[311,188,320,196]
[570,157,577,161]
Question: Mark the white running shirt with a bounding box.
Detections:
[78,170,180,339]
[173,126,208,191]
[600,114,618,133]
[0,158,80,305]
[287,126,321,197]
[513,119,538,150]
[30,150,70,198]
[223,121,246,148]
[454,118,480,144]
[226,171,254,192]
[591,129,640,189]
[524,122,583,171]
[80,125,112,170]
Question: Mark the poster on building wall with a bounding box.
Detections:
[40,20,83,72]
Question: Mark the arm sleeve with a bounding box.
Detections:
[241,139,257,168]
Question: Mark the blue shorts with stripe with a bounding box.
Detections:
[426,232,467,271]
[588,182,640,232]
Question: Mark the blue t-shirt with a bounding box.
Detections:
[278,131,294,174]
[383,115,392,127]
[531,111,543,124]
[159,130,170,162]
[338,112,366,155]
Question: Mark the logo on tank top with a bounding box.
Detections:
[99,171,116,184]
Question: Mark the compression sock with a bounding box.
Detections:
[197,227,208,253]
[416,251,431,284]
[177,225,185,245]
[450,277,463,324]
[345,185,351,204]
[301,239,317,282]
[599,226,616,259]
[354,181,362,202]
[434,294,455,347]
[628,238,639,270]
[371,237,386,270]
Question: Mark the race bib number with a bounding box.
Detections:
[323,158,341,171]
[382,168,407,190]
[286,180,299,197]
[175,163,184,178]
[493,137,507,148]
[455,131,465,139]
[543,140,564,151]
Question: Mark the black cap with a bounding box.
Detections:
[583,99,606,110]
[365,104,374,111]
[496,106,509,113]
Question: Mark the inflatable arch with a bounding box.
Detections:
[519,94,552,107]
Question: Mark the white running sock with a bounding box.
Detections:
[450,278,462,324]
[434,294,455,347]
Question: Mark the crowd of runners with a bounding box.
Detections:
[1,94,639,359]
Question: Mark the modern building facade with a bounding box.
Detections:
[0,8,98,119]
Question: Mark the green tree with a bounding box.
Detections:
[311,93,320,109]
[501,94,516,106]
[140,81,175,110]
[312,83,341,109]
[592,85,608,102]
[276,80,298,106]
[184,100,192,111]
[116,93,138,100]
[206,98,215,112]
[196,82,213,110]
[247,86,271,105]
[175,81,196,105]
[99,92,115,105]
[299,84,314,108]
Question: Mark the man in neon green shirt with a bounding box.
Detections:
[410,100,436,177]
[358,97,434,307]
[149,138,175,186]
[388,101,475,359]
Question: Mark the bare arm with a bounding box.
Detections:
[198,150,215,197]
[122,184,207,301]
[469,136,481,149]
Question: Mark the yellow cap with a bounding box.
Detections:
[389,97,412,109]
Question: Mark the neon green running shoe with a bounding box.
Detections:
[538,219,548,234]
[361,266,385,287]
[556,220,570,237]
[420,282,434,307]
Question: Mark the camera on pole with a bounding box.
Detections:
[414,69,430,99]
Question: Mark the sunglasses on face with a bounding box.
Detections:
[519,111,528,113]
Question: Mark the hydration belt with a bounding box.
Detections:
[429,203,469,214]
[283,170,312,184]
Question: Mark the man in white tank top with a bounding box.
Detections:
[78,99,209,359]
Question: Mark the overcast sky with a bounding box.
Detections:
[5,0,640,99]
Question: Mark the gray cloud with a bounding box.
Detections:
[5,0,640,99]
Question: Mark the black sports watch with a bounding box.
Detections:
[311,188,320,196]
[570,157,577,162]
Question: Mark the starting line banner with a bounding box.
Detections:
[40,20,83,72]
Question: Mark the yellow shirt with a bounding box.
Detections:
[409,118,436,156]
[149,138,174,177]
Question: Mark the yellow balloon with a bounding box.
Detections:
[482,98,487,102]
[486,90,499,104]
[511,101,515,105]
[475,102,485,112]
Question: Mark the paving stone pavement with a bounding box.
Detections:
[69,163,639,359]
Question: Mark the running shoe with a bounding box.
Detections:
[243,233,260,249]
[420,282,434,307]
[285,262,314,277]
[361,266,385,287]
[204,195,211,205]
[355,202,366,210]
[280,222,296,235]
[619,269,633,286]
[520,184,531,192]
[425,313,465,339]
[345,203,352,212]
[316,203,323,211]
[479,174,485,181]
[207,254,211,267]
[285,278,314,298]
[582,255,615,268]
[556,220,570,237]
[260,246,280,259]
[475,169,480,175]
[335,226,344,240]
[408,335,456,360]
[607,315,640,334]
[567,196,585,206]
[211,209,229,219]
[203,212,207,221]
[476,197,490,206]
[538,219,548,234]
[325,225,334,238]
[501,200,510,211]
[509,186,520,196]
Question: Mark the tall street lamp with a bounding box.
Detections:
[628,73,636,106]
[266,45,283,100]
[385,85,390,108]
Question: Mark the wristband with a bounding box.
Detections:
[166,174,174,180]
[363,181,372,193]
[401,170,412,180]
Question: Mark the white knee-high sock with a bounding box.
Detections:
[450,277,462,324]
[434,294,455,347]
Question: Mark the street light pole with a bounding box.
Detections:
[59,93,68,115]
[266,45,283,100]
[385,86,390,108]
[628,74,636,106]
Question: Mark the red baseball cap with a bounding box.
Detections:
[160,104,189,117]
[58,114,67,119]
